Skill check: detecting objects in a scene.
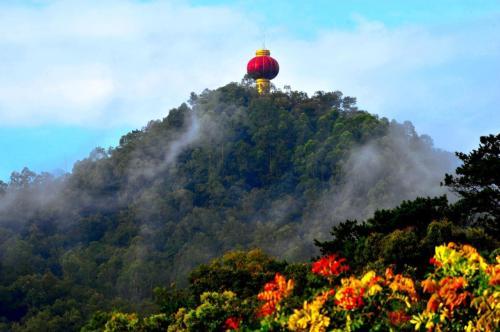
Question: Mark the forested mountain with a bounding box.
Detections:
[0,82,464,330]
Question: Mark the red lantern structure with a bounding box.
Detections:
[247,49,279,94]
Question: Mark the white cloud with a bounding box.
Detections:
[0,0,261,126]
[273,16,499,151]
[0,0,498,151]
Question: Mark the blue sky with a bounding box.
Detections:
[1,0,499,181]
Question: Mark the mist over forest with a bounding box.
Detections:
[0,82,478,331]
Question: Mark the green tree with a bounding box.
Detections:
[444,134,500,234]
[0,180,7,195]
[188,249,285,300]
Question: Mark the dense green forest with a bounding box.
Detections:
[86,133,498,331]
[0,82,496,331]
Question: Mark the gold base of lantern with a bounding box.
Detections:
[256,78,270,94]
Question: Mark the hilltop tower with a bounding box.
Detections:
[247,49,279,94]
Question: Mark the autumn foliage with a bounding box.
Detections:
[257,273,295,317]
[311,254,349,279]
[103,243,499,331]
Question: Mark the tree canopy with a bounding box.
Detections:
[0,82,486,331]
[444,133,500,235]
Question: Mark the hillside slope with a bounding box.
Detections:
[0,83,456,330]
